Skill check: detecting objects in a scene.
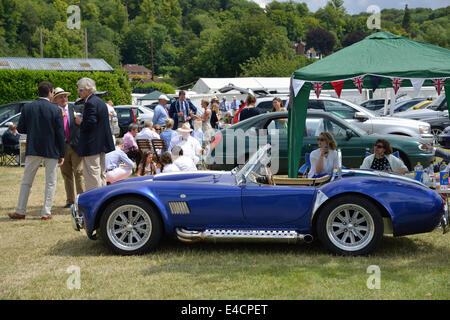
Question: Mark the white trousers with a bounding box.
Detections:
[106,167,132,183]
[16,156,58,217]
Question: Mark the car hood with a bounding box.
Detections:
[392,109,437,120]
[370,115,430,126]
[152,170,233,184]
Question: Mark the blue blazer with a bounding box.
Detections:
[17,98,65,159]
[169,99,197,130]
[77,95,114,157]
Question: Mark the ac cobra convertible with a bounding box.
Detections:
[72,145,448,256]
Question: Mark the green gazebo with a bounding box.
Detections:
[288,31,450,177]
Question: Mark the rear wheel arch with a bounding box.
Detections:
[312,193,387,255]
[311,192,392,236]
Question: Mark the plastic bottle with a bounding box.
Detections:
[423,167,430,187]
[414,162,424,182]
[439,162,448,187]
[428,163,435,187]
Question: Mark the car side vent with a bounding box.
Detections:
[168,201,191,215]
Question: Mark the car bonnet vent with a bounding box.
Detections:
[168,201,190,214]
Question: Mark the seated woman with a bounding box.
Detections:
[308,132,338,178]
[360,139,407,174]
[137,150,158,176]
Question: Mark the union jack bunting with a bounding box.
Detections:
[432,78,446,96]
[391,78,403,95]
[312,82,324,98]
[352,76,365,94]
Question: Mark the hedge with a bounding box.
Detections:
[0,69,132,105]
[132,80,176,94]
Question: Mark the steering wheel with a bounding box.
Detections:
[265,164,275,186]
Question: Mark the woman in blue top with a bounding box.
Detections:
[159,118,177,149]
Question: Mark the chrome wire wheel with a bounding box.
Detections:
[106,205,152,252]
[431,128,442,146]
[326,204,375,252]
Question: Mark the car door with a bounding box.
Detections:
[241,184,316,226]
[304,115,365,168]
[322,99,374,134]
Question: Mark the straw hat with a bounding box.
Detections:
[177,123,193,133]
[53,87,71,99]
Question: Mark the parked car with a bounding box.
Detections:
[360,99,391,112]
[437,126,450,148]
[376,98,427,116]
[0,101,31,123]
[71,144,448,256]
[114,105,141,137]
[207,110,434,173]
[305,97,433,144]
[411,99,433,110]
[393,95,448,145]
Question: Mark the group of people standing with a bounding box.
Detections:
[9,78,115,220]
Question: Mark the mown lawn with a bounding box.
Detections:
[0,166,448,300]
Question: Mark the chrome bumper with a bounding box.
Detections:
[71,203,84,232]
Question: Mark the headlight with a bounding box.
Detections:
[419,125,430,134]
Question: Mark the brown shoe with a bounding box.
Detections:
[8,213,25,219]
[41,215,53,220]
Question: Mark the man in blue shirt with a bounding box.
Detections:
[219,97,230,113]
[230,96,240,116]
[152,94,170,127]
[105,138,135,184]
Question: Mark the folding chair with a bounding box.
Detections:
[0,144,19,166]
[298,153,311,176]
[151,139,167,163]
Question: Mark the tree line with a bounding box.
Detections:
[0,0,448,87]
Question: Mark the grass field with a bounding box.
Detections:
[0,166,449,300]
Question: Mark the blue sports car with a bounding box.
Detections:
[72,145,448,256]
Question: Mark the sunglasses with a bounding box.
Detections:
[318,138,326,142]
[155,128,162,131]
[374,144,384,148]
[78,88,84,92]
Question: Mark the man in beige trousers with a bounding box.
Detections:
[75,78,114,191]
[52,87,84,207]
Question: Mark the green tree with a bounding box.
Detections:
[240,53,314,77]
[402,4,411,31]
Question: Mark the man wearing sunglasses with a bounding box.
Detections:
[75,78,114,191]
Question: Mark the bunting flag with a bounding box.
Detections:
[292,79,306,97]
[312,82,324,98]
[331,81,344,98]
[369,75,383,92]
[391,78,403,95]
[410,78,425,97]
[432,78,446,96]
[352,76,365,94]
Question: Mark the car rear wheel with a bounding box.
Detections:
[316,195,384,256]
[100,197,163,255]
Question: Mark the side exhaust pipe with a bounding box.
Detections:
[176,228,314,244]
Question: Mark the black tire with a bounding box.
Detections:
[99,197,163,255]
[316,195,384,256]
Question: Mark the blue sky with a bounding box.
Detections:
[251,0,449,14]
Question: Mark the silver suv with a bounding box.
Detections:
[307,97,433,143]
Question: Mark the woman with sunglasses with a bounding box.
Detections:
[308,132,338,178]
[360,139,407,174]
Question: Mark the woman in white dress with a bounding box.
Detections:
[201,98,214,142]
[308,132,338,178]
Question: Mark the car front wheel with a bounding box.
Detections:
[99,197,163,255]
[316,195,384,256]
